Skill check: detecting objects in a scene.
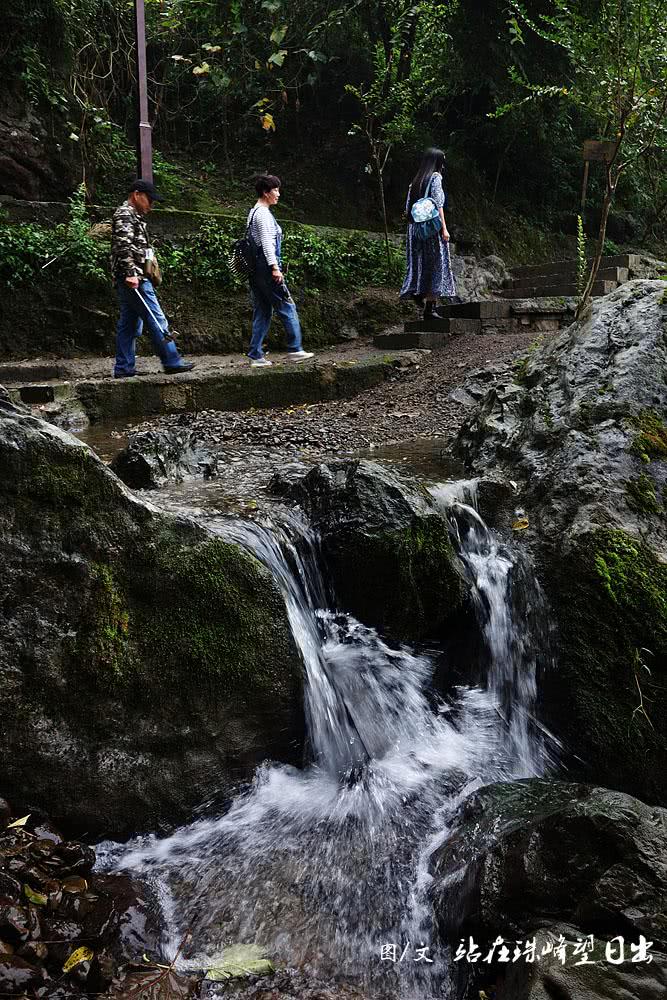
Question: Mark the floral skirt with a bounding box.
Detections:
[400,225,456,299]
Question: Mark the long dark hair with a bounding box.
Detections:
[408,148,445,209]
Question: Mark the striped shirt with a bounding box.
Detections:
[247,203,282,267]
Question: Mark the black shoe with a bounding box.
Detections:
[162,362,195,374]
[413,294,425,308]
[114,370,149,379]
[423,306,448,321]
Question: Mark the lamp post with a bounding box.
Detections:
[134,0,153,181]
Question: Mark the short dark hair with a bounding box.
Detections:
[255,173,281,196]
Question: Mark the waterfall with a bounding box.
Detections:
[96,491,554,999]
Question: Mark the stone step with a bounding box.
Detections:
[449,301,513,320]
[508,266,628,290]
[402,317,482,337]
[510,253,638,279]
[374,330,448,350]
[404,318,451,333]
[504,280,618,299]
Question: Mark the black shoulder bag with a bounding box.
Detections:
[229,208,261,279]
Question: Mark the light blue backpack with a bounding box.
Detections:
[410,174,442,242]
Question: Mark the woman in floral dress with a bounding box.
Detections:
[400,147,456,319]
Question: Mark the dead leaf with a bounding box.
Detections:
[7,815,30,828]
[512,517,529,531]
[108,968,198,998]
[62,876,88,893]
[205,943,275,980]
[63,945,94,973]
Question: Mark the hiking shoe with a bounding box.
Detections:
[287,350,315,362]
[250,357,273,367]
[163,361,195,374]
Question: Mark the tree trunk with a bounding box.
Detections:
[375,155,391,267]
[576,174,617,319]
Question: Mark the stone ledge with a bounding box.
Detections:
[5,352,424,423]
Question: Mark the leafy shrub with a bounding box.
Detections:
[0,208,404,291]
[158,218,404,291]
[0,186,106,288]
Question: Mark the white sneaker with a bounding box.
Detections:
[250,357,273,367]
[287,350,315,362]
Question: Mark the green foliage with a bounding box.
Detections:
[576,214,587,300]
[0,211,403,291]
[0,186,106,288]
[158,218,403,290]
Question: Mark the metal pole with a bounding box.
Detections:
[134,0,153,181]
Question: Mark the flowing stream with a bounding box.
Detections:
[97,484,555,999]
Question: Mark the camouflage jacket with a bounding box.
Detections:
[110,201,152,280]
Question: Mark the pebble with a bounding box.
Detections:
[130,332,540,460]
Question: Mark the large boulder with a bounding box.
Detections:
[271,459,467,642]
[456,281,667,804]
[0,396,303,837]
[432,779,667,1000]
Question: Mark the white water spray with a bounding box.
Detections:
[97,494,553,998]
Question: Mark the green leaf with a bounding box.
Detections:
[270,25,287,45]
[261,0,282,11]
[24,884,48,906]
[268,50,287,67]
[205,944,275,981]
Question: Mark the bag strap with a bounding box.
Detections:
[246,206,261,238]
[424,173,436,199]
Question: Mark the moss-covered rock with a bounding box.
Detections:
[271,460,467,642]
[0,276,406,360]
[542,529,667,804]
[0,396,303,837]
[456,282,667,804]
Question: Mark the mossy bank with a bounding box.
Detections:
[0,394,304,837]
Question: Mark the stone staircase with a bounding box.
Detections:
[503,253,638,299]
[373,253,639,350]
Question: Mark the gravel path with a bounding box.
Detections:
[131,331,540,459]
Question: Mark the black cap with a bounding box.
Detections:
[128,178,163,201]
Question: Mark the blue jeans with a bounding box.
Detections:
[248,260,303,360]
[115,279,184,375]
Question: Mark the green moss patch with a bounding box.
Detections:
[625,471,662,515]
[328,516,465,642]
[543,528,667,804]
[630,410,667,463]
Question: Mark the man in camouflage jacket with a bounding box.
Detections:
[111,178,194,377]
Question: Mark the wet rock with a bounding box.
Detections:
[0,400,303,836]
[0,954,46,994]
[0,799,11,826]
[455,281,667,803]
[110,428,218,489]
[271,459,468,642]
[433,779,667,1000]
[86,875,161,962]
[496,924,667,1000]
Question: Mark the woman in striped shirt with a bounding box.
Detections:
[246,174,314,367]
